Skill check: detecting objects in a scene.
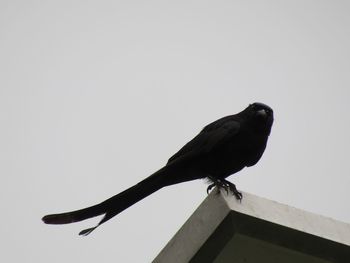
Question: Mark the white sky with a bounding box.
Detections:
[1,1,350,262]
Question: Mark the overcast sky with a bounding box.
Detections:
[1,1,350,262]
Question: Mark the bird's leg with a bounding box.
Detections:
[222,179,242,201]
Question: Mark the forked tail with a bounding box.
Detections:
[42,169,167,235]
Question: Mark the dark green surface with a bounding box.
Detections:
[214,233,330,263]
[190,211,350,263]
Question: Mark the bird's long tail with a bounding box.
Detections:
[42,169,167,236]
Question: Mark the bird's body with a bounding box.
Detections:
[43,102,274,235]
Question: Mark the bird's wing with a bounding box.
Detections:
[167,116,240,164]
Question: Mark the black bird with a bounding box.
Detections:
[42,102,274,236]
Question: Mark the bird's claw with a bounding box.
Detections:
[207,184,214,194]
[232,188,242,201]
[225,180,242,201]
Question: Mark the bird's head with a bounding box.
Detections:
[246,102,274,134]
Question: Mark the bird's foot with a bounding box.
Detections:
[207,178,242,201]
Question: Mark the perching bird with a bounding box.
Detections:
[42,102,274,236]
